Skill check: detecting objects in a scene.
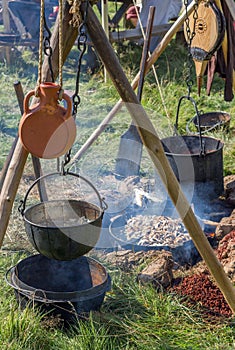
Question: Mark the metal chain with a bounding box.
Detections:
[72,0,88,116]
[43,12,54,82]
[38,0,63,93]
[61,0,88,173]
[61,151,72,174]
[184,0,199,96]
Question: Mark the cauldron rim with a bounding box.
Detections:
[161,135,224,157]
[6,254,109,302]
[192,111,231,127]
[23,199,104,229]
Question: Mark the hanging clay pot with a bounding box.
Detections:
[19,82,76,159]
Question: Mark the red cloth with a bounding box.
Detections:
[206,1,235,101]
[126,6,140,20]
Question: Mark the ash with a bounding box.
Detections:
[120,215,190,247]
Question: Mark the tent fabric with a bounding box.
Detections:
[136,0,183,52]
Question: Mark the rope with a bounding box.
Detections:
[58,0,64,99]
[67,0,82,27]
[36,0,45,96]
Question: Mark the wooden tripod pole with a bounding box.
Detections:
[71,0,197,163]
[0,2,78,248]
[82,2,235,313]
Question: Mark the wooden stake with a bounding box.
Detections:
[83,2,235,314]
[0,139,28,246]
[0,82,25,193]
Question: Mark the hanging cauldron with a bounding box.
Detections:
[189,111,231,134]
[19,172,107,260]
[6,254,110,323]
[161,96,224,200]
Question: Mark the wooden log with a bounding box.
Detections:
[0,2,78,248]
[0,139,28,240]
[71,0,197,163]
[109,23,173,43]
[83,2,235,313]
[14,80,24,113]
[0,140,18,194]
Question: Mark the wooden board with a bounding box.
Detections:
[110,23,174,42]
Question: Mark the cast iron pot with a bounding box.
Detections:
[161,96,224,200]
[19,172,107,260]
[6,254,111,323]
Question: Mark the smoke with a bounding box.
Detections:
[20,102,224,262]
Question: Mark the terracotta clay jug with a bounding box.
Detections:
[19,82,76,159]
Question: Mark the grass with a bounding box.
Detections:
[0,253,235,350]
[0,25,235,349]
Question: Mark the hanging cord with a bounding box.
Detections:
[184,0,198,97]
[58,0,64,98]
[36,0,45,96]
[67,0,82,27]
[36,0,64,96]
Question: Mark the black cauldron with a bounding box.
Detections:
[6,254,111,323]
[161,135,224,196]
[189,111,231,133]
[19,172,107,260]
[161,96,224,201]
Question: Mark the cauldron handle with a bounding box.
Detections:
[174,95,204,155]
[19,171,107,216]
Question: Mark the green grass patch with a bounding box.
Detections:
[0,254,234,350]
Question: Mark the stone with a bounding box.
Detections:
[137,251,174,289]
